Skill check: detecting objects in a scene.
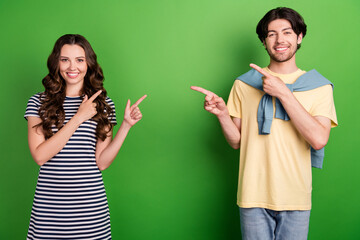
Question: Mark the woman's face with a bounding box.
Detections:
[59,44,88,88]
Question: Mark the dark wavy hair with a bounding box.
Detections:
[36,34,113,141]
[256,7,307,50]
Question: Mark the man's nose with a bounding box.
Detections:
[276,33,285,43]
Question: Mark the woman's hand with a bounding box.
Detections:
[123,95,147,127]
[74,90,102,123]
[95,94,147,170]
[27,90,102,166]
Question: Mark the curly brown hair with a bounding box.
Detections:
[36,34,113,141]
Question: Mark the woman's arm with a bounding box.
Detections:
[95,95,147,170]
[27,91,102,166]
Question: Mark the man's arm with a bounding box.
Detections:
[191,86,241,149]
[219,116,241,149]
[250,64,331,150]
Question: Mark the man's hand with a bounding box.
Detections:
[123,95,147,127]
[191,86,241,149]
[250,63,291,99]
[191,86,228,117]
[250,63,332,150]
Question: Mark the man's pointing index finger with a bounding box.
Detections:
[190,86,216,97]
[250,63,270,77]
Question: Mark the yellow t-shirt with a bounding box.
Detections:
[227,67,338,211]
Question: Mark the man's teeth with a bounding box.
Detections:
[276,47,287,50]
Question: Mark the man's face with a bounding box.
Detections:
[263,19,303,63]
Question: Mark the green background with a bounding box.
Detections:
[1,0,359,239]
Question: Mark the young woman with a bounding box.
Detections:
[24,34,146,239]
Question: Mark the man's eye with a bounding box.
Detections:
[268,34,275,37]
[284,32,292,35]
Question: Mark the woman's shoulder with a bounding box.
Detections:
[105,96,116,107]
[25,92,45,119]
[27,92,45,105]
[104,95,117,123]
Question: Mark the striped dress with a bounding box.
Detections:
[25,93,117,240]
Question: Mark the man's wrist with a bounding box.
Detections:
[278,87,293,102]
[217,110,230,120]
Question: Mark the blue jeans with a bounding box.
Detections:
[239,208,310,240]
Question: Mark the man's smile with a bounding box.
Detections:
[274,46,289,52]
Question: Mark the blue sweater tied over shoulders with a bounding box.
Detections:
[236,69,333,169]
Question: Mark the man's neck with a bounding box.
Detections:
[267,58,299,74]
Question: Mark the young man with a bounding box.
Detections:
[191,7,337,240]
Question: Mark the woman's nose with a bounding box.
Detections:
[69,61,77,70]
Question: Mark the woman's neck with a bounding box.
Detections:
[66,85,83,97]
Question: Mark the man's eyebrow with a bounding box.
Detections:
[267,27,293,33]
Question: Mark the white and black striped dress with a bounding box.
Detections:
[25,93,116,240]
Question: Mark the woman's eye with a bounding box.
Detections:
[60,59,68,62]
[77,59,85,62]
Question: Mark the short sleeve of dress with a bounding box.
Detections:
[105,96,117,126]
[309,84,338,128]
[24,93,42,120]
[227,80,242,119]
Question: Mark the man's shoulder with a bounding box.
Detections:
[236,69,263,89]
[296,69,333,90]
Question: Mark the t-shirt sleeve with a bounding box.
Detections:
[309,84,338,127]
[227,80,242,119]
[24,93,42,120]
[106,97,117,126]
